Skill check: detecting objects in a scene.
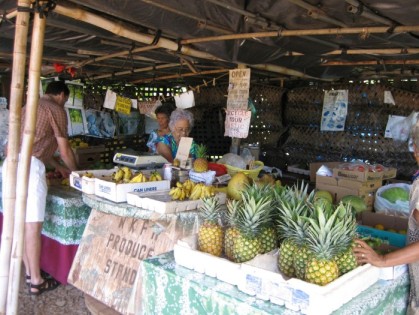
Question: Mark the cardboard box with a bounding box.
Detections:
[333,168,383,182]
[316,182,376,208]
[70,168,116,194]
[94,176,170,203]
[383,167,397,180]
[357,211,408,248]
[309,162,341,182]
[126,190,227,214]
[238,250,379,315]
[174,234,242,285]
[72,145,107,169]
[337,178,382,190]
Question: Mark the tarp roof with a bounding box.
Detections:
[1,0,419,87]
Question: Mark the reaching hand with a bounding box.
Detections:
[55,165,71,179]
[353,239,386,267]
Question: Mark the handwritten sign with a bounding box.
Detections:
[138,100,161,116]
[68,209,185,314]
[226,69,251,110]
[224,109,251,138]
[103,89,117,110]
[115,95,132,115]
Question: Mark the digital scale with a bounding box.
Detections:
[113,151,169,169]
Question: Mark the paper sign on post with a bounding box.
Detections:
[174,91,195,109]
[115,95,132,115]
[175,137,193,165]
[103,89,117,110]
[138,100,162,116]
[226,69,251,110]
[224,109,251,138]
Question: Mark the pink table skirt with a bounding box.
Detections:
[0,213,79,285]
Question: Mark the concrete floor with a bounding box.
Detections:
[13,272,91,315]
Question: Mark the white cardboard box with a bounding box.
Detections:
[126,190,227,214]
[95,177,170,203]
[238,251,380,315]
[174,234,242,285]
[70,168,117,194]
[379,264,408,280]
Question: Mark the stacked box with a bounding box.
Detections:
[316,175,382,210]
[72,145,107,169]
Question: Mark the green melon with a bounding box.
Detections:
[340,195,367,213]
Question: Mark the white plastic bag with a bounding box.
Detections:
[389,111,418,142]
[374,183,411,217]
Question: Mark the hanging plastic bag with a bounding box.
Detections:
[389,111,418,142]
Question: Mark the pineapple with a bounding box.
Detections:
[193,144,208,173]
[276,182,314,278]
[242,183,277,255]
[333,202,358,276]
[198,196,224,257]
[276,198,307,278]
[224,199,241,261]
[231,188,272,263]
[304,203,346,286]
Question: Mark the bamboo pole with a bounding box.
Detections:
[131,68,229,84]
[54,5,223,62]
[0,1,31,314]
[325,48,419,55]
[53,5,316,80]
[179,25,419,45]
[91,63,180,80]
[76,45,160,67]
[321,59,419,66]
[6,9,46,315]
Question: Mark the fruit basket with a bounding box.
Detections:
[224,161,264,180]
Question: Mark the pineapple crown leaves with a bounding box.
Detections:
[276,198,311,240]
[199,196,222,224]
[235,194,272,238]
[226,199,241,227]
[304,202,357,260]
[196,143,208,159]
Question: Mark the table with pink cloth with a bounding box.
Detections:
[0,185,91,284]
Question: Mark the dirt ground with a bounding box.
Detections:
[14,272,91,315]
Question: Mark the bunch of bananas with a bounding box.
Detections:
[129,172,148,183]
[189,182,215,200]
[112,166,132,183]
[83,172,95,178]
[169,181,215,201]
[169,182,188,200]
[149,171,162,182]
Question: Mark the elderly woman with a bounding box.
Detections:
[156,108,197,163]
[354,117,419,314]
[146,103,176,153]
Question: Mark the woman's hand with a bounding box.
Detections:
[353,239,386,267]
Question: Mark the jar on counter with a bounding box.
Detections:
[163,163,172,181]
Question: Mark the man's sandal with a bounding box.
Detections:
[29,277,60,296]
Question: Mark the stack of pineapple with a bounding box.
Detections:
[196,179,358,287]
[276,182,358,286]
[198,182,278,263]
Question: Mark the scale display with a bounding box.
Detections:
[113,152,168,169]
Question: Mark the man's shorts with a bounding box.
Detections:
[2,156,47,222]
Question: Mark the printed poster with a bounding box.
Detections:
[224,109,251,138]
[226,69,251,110]
[85,109,116,138]
[321,90,348,131]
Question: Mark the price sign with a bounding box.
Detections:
[115,95,132,115]
[224,109,251,138]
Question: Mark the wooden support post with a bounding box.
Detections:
[0,1,31,313]
[7,6,46,315]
